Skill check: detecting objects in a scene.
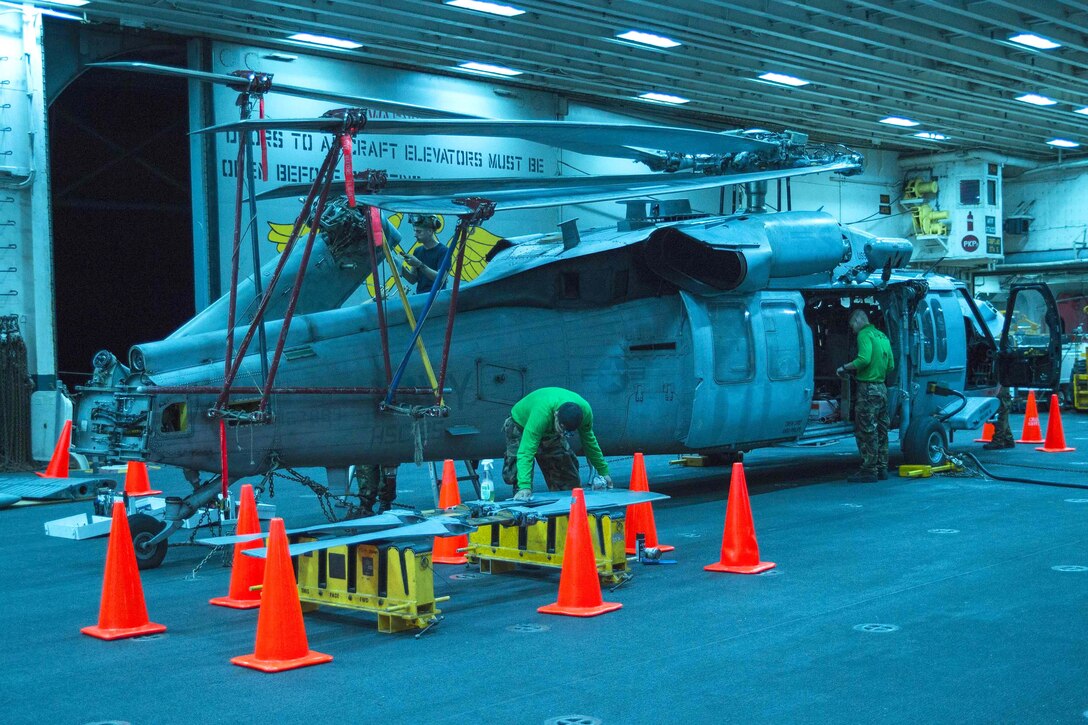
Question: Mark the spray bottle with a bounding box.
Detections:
[479,459,495,502]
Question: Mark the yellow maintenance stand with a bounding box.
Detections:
[294,536,446,633]
[464,510,629,584]
[1073,347,1088,412]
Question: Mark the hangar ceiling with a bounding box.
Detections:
[48,1,1088,160]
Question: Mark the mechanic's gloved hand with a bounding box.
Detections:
[513,488,533,502]
[588,474,612,491]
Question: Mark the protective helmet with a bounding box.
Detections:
[408,213,441,231]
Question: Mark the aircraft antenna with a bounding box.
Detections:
[920,256,947,278]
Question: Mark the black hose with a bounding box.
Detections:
[959,451,1088,491]
[928,383,968,422]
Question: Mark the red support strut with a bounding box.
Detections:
[340,134,355,207]
[219,418,229,499]
[258,97,269,182]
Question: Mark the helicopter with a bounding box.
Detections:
[66,66,1062,570]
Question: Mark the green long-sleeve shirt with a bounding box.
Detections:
[510,387,610,486]
[850,324,894,382]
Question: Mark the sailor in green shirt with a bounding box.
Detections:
[836,308,894,483]
[501,387,612,501]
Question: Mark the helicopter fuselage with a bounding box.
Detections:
[74,210,1056,479]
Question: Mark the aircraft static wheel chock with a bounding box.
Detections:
[128,513,168,570]
[901,418,949,467]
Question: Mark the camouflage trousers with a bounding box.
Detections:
[854,381,889,475]
[501,417,580,492]
[355,464,397,506]
[990,387,1014,445]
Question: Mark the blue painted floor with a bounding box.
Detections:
[2,412,1087,725]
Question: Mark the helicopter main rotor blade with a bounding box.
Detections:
[243,517,476,558]
[311,159,860,215]
[88,62,475,119]
[196,117,777,157]
[195,510,425,547]
[465,489,670,516]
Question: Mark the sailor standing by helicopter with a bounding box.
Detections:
[398,214,448,294]
[837,308,895,483]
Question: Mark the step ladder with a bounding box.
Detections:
[427,459,481,506]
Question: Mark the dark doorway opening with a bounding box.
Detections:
[49,47,194,389]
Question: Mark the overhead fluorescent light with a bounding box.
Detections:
[28,5,84,20]
[914,132,949,141]
[287,33,363,50]
[1008,33,1061,50]
[445,0,525,17]
[758,72,811,87]
[1015,93,1057,106]
[616,30,681,49]
[639,91,690,105]
[1074,107,1088,115]
[457,61,522,77]
[1046,138,1080,148]
[879,116,920,127]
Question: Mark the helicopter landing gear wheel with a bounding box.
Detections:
[900,419,949,467]
[128,513,168,570]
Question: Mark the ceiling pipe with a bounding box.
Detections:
[1016,157,1088,179]
[899,149,1041,170]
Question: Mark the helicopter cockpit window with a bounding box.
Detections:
[1003,288,1051,352]
[920,302,936,364]
[708,302,753,383]
[762,302,804,380]
[932,297,948,362]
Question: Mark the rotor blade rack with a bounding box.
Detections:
[465,508,629,584]
[293,535,445,634]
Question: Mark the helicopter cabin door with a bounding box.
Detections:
[681,292,813,449]
[998,283,1062,389]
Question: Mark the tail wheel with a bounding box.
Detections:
[128,513,168,570]
[901,418,949,466]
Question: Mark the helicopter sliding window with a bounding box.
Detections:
[762,302,804,380]
[920,302,936,364]
[708,302,753,383]
[931,297,948,362]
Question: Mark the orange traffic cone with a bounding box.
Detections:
[123,461,162,496]
[81,501,167,640]
[1017,390,1044,444]
[231,518,332,672]
[1036,394,1075,453]
[974,422,994,443]
[432,459,468,565]
[539,488,622,617]
[210,484,265,609]
[624,452,674,555]
[705,462,775,574]
[37,419,72,478]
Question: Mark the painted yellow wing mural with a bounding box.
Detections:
[268,210,503,300]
